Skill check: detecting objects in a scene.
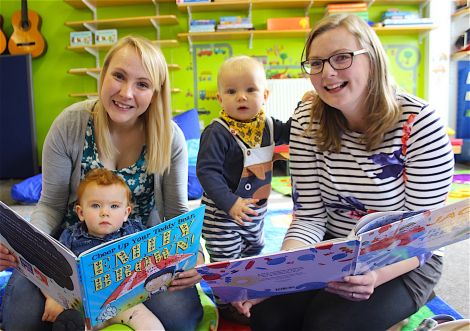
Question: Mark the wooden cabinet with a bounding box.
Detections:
[63,0,180,98]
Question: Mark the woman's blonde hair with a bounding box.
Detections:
[302,14,401,152]
[94,35,173,174]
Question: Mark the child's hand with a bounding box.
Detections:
[232,298,266,317]
[301,90,315,102]
[228,197,259,225]
[42,297,64,322]
[0,244,18,271]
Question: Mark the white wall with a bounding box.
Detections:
[426,0,452,128]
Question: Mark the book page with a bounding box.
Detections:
[197,237,359,303]
[353,210,422,236]
[0,202,83,309]
[355,199,470,275]
[77,205,205,329]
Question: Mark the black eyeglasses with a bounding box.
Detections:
[301,49,369,75]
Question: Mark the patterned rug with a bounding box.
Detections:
[272,170,470,202]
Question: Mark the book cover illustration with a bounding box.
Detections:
[0,202,205,329]
[76,205,205,328]
[0,201,83,310]
[197,239,359,303]
[197,198,469,303]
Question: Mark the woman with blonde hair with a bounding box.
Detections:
[234,14,454,330]
[0,35,203,331]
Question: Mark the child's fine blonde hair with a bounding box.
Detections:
[217,55,267,90]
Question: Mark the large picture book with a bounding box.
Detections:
[197,199,470,303]
[0,202,205,329]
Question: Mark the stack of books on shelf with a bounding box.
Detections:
[216,16,253,31]
[380,9,433,26]
[325,3,368,22]
[190,19,216,32]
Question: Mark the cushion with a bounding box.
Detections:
[10,174,42,204]
[174,109,203,200]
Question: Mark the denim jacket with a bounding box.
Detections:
[59,218,146,256]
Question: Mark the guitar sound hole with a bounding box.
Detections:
[21,20,31,30]
[18,41,36,46]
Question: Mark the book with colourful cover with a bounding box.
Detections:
[197,199,469,303]
[382,18,434,26]
[0,202,205,329]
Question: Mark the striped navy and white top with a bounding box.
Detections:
[286,93,455,245]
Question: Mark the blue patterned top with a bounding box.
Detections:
[64,118,155,227]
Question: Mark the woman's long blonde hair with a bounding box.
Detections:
[302,14,401,152]
[93,35,173,174]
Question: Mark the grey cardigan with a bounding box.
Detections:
[31,100,189,235]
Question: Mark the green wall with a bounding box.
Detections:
[0,0,427,165]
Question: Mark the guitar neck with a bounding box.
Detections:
[21,0,29,29]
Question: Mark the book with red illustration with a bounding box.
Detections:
[197,199,469,303]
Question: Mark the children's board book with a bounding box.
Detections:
[0,202,205,329]
[197,199,470,303]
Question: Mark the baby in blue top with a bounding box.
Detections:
[43,168,165,331]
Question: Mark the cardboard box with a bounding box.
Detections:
[267,17,310,30]
[70,31,92,47]
[95,29,118,45]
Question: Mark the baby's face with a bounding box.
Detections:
[217,65,268,122]
[75,183,131,238]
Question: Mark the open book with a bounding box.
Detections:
[0,202,204,329]
[196,199,470,303]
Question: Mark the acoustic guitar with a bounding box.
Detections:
[0,15,6,54]
[8,0,46,58]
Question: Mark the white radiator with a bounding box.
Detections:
[265,78,313,121]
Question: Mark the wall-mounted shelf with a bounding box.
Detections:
[70,88,181,98]
[373,24,437,35]
[451,50,470,60]
[176,0,428,12]
[178,29,310,42]
[67,40,179,54]
[451,6,470,18]
[178,25,435,42]
[64,0,173,9]
[371,0,429,4]
[65,15,178,30]
[64,0,183,100]
[69,92,99,98]
[68,64,180,76]
[68,68,101,75]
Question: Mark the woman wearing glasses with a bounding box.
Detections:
[235,14,454,330]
